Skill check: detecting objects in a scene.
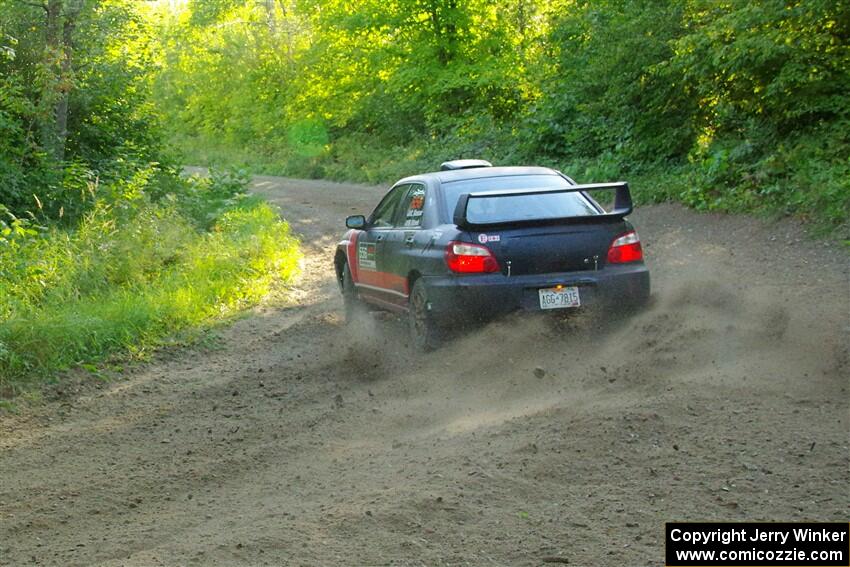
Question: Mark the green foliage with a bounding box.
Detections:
[671,0,849,134]
[667,0,850,232]
[154,0,848,236]
[525,0,695,163]
[0,0,169,222]
[0,2,305,396]
[0,171,300,394]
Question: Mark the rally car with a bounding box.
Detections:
[334,160,650,350]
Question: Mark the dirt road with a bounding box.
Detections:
[1,175,848,566]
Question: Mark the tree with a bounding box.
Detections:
[0,0,165,218]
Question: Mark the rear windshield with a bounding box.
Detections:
[441,175,599,223]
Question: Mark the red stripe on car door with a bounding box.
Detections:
[347,230,408,297]
[346,230,360,282]
[383,272,409,296]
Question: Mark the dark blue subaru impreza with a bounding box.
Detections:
[334,160,650,350]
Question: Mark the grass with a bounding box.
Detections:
[0,174,301,399]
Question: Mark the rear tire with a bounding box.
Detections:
[409,279,441,352]
[341,263,365,324]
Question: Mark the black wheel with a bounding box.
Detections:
[408,279,441,352]
[341,262,365,324]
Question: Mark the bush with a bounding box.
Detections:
[0,170,300,396]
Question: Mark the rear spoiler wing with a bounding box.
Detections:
[453,182,633,229]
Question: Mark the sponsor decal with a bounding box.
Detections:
[404,187,426,227]
[410,193,424,211]
[478,233,500,244]
[358,242,377,270]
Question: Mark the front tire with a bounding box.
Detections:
[408,279,441,352]
[341,263,365,324]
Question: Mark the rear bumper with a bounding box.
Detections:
[422,263,650,325]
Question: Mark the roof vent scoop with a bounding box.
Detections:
[440,159,492,171]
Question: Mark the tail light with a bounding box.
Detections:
[607,231,643,264]
[445,241,500,273]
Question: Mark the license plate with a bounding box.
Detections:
[538,286,581,310]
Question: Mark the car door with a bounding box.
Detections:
[380,183,428,308]
[354,184,408,306]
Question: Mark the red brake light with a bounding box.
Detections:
[445,241,500,273]
[607,231,643,264]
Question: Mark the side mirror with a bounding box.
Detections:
[346,215,366,229]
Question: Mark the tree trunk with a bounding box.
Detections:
[55,6,76,162]
[41,0,63,158]
[40,0,80,162]
[264,0,277,34]
[426,0,459,66]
